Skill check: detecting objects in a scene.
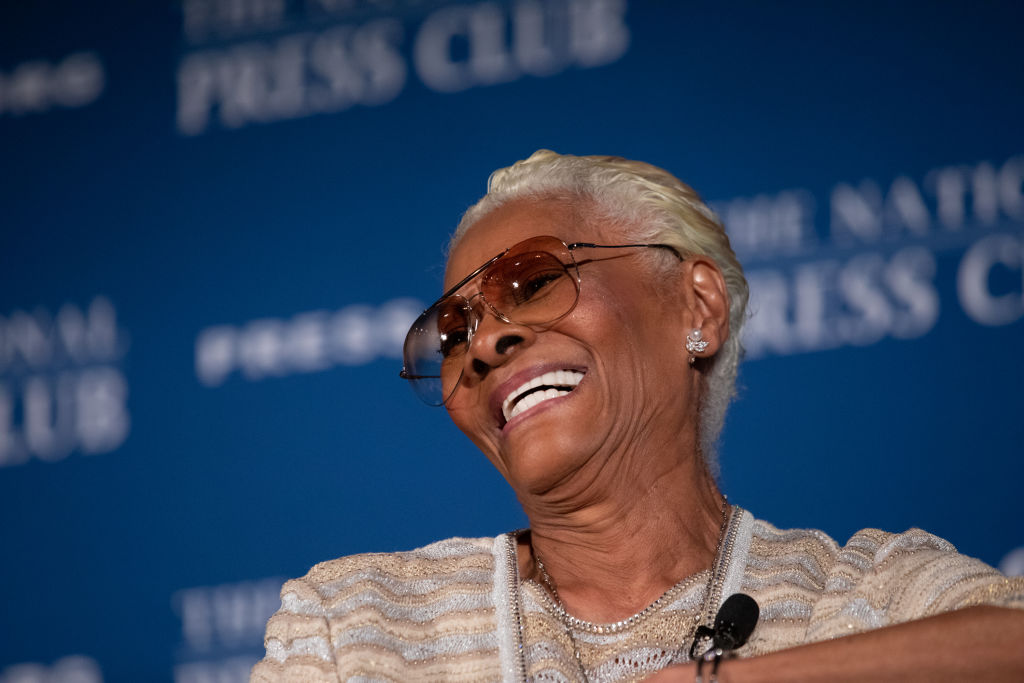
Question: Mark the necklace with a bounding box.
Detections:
[531,497,734,683]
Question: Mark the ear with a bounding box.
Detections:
[678,256,730,358]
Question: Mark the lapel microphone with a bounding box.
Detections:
[713,592,759,650]
[690,593,760,683]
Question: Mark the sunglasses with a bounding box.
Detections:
[400,235,684,406]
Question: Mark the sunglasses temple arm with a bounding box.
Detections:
[567,242,685,260]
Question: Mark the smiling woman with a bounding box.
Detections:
[251,151,1024,682]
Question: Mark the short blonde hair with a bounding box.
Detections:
[451,150,748,469]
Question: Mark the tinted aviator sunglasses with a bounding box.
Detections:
[400,235,684,406]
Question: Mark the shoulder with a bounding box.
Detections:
[748,518,1022,610]
[747,517,990,582]
[742,518,843,596]
[740,516,1024,652]
[739,519,844,627]
[278,534,501,628]
[827,526,1024,614]
[300,535,499,592]
[748,518,843,559]
[253,535,505,682]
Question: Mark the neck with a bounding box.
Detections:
[516,443,725,624]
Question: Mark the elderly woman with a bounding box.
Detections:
[253,151,1024,682]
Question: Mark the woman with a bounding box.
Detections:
[253,151,1024,682]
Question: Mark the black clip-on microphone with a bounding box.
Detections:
[689,593,759,683]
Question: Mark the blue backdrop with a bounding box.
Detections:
[2,2,1023,681]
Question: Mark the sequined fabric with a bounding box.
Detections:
[519,575,708,682]
[251,510,1024,682]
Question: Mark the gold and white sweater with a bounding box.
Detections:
[251,508,1024,682]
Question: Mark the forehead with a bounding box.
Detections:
[444,197,617,289]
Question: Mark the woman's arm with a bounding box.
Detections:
[646,606,1024,682]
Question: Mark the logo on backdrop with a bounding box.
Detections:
[0,656,102,683]
[176,0,630,135]
[195,297,421,386]
[0,296,130,468]
[0,52,105,117]
[172,577,283,683]
[712,154,1024,357]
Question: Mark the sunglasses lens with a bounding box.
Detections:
[402,298,471,406]
[482,246,577,322]
[401,236,580,406]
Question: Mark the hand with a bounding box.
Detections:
[643,663,700,682]
[641,606,1024,682]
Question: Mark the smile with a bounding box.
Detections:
[501,370,585,423]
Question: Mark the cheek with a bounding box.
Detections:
[445,398,475,434]
[575,282,685,376]
[573,283,648,348]
[445,397,492,447]
[445,401,511,475]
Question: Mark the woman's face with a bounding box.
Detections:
[443,198,705,497]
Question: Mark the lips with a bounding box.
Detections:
[500,369,585,423]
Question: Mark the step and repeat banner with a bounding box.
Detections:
[2,1,1023,681]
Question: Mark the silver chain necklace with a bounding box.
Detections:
[531,498,733,683]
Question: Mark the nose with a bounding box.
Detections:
[463,307,535,382]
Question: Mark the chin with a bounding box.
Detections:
[502,428,594,496]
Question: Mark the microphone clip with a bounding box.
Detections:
[689,593,760,683]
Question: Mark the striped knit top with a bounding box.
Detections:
[251,508,1024,682]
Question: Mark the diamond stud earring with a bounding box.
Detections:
[686,328,708,364]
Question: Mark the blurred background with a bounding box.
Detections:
[2,1,1023,681]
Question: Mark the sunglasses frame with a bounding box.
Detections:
[400,235,684,405]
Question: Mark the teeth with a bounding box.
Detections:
[509,387,566,421]
[501,370,584,423]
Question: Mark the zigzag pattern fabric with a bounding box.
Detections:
[252,510,1024,682]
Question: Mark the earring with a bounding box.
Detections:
[686,329,708,364]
